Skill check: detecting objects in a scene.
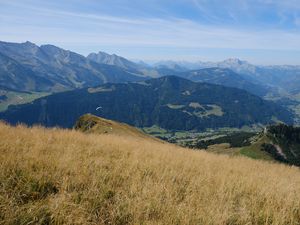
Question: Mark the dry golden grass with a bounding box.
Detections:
[1,122,300,225]
[74,114,159,141]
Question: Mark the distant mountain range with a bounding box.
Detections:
[0,76,293,130]
[151,58,257,73]
[87,51,143,71]
[0,40,300,127]
[174,67,269,97]
[1,41,300,97]
[0,41,146,92]
[153,58,300,96]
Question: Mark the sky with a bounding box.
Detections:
[1,0,300,65]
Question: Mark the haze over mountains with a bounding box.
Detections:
[1,41,300,96]
[153,58,300,95]
[175,68,269,97]
[0,40,300,129]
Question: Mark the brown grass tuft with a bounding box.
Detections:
[1,122,300,224]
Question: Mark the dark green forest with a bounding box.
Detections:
[0,76,293,131]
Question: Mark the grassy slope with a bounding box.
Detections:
[206,143,241,156]
[239,135,277,161]
[1,123,300,224]
[0,91,49,112]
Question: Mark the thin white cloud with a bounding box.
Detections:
[294,14,300,27]
[1,0,300,64]
[2,7,300,50]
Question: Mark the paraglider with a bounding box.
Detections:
[96,106,102,111]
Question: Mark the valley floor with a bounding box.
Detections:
[1,123,300,224]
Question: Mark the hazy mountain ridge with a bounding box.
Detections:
[87,51,170,78]
[0,41,146,92]
[0,51,52,92]
[152,58,256,73]
[87,51,143,71]
[154,58,300,95]
[1,40,299,96]
[175,67,270,97]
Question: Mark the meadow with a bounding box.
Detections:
[1,122,300,224]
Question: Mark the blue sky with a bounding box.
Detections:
[1,0,300,64]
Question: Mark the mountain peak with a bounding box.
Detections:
[216,58,257,75]
[87,51,140,70]
[222,58,247,65]
[97,51,111,56]
[24,40,35,45]
[40,44,64,53]
[22,41,38,48]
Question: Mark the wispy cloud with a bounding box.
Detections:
[294,14,300,26]
[1,0,300,64]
